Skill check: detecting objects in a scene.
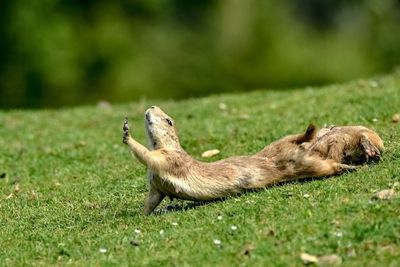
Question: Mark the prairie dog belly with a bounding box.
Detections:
[150,156,280,200]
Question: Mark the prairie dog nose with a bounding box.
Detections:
[146,106,157,114]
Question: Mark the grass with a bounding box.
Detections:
[1,73,400,267]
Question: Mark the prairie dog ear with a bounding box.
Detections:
[295,124,317,144]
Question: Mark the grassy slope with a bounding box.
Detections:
[1,73,399,267]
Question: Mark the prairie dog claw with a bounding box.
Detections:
[361,138,381,162]
[123,117,130,144]
[123,117,129,131]
[339,163,358,171]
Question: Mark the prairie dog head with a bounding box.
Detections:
[145,106,181,149]
[317,125,384,163]
[363,129,384,152]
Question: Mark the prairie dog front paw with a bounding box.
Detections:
[123,117,130,144]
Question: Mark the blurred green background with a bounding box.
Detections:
[1,0,399,109]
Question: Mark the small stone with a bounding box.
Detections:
[372,118,378,122]
[392,114,400,123]
[230,225,237,231]
[171,222,178,226]
[213,239,221,245]
[300,252,318,264]
[99,248,107,253]
[218,103,227,110]
[374,189,396,200]
[159,229,164,235]
[201,149,220,158]
[134,229,141,234]
[303,194,310,198]
[334,231,343,237]
[369,80,378,88]
[318,254,342,265]
[217,215,223,220]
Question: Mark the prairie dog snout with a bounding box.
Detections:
[144,106,180,150]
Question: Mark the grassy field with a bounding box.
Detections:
[1,73,400,266]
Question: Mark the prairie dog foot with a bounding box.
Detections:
[144,187,165,215]
[123,117,130,144]
[338,163,358,172]
[361,138,381,162]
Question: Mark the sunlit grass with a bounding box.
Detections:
[0,73,399,266]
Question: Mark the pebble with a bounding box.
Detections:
[300,252,318,264]
[213,239,221,245]
[392,113,400,123]
[369,80,379,88]
[218,103,227,110]
[374,189,396,200]
[300,253,342,265]
[334,231,343,237]
[201,149,220,158]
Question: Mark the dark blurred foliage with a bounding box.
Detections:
[0,0,399,109]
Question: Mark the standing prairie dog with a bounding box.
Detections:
[122,106,378,215]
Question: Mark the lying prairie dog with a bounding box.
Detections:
[123,106,369,215]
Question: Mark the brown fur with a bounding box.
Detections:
[123,106,383,214]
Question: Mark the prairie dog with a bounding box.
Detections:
[123,106,362,215]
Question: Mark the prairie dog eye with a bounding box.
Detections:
[166,118,173,126]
